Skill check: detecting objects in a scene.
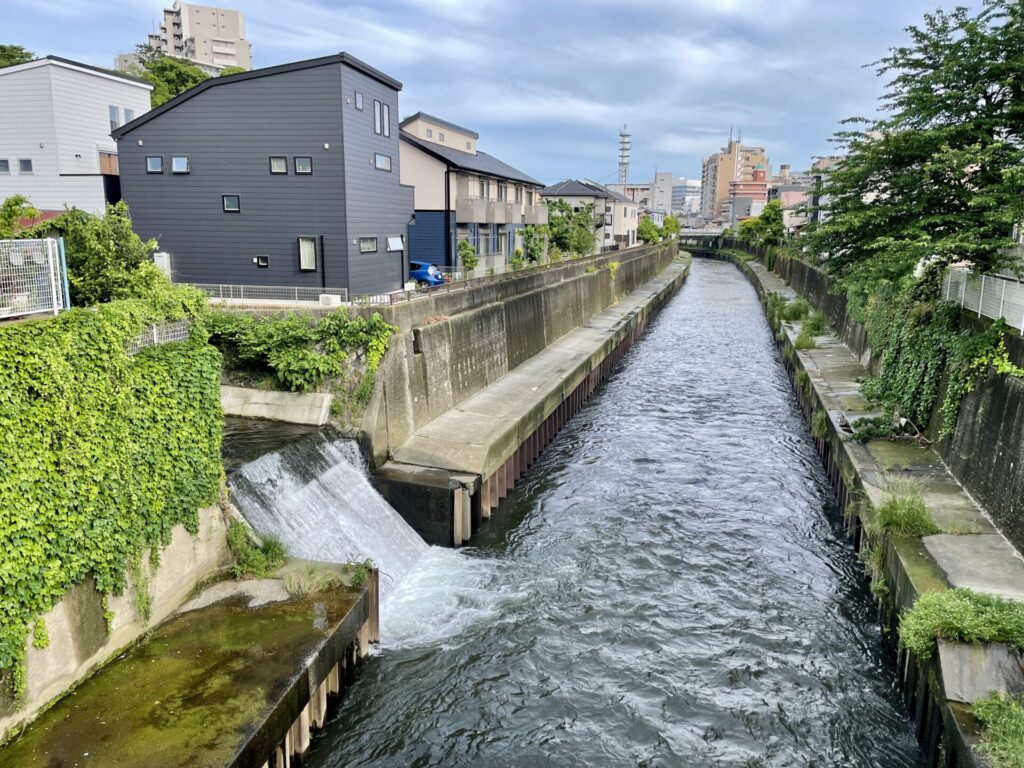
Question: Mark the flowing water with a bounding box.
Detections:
[272,260,920,766]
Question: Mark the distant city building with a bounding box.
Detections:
[651,172,674,215]
[727,167,768,226]
[117,2,253,75]
[0,56,152,216]
[671,178,701,216]
[399,112,546,268]
[700,138,769,224]
[114,53,413,295]
[607,181,651,208]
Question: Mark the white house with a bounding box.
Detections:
[0,56,153,217]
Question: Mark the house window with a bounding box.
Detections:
[498,184,507,201]
[355,91,363,110]
[374,100,382,135]
[438,131,445,142]
[18,159,32,174]
[146,156,163,173]
[171,156,190,173]
[108,105,120,132]
[0,159,8,174]
[295,157,312,174]
[466,141,471,150]
[269,156,287,174]
[298,237,317,271]
[382,102,390,137]
[359,236,377,253]
[374,153,392,172]
[515,186,522,203]
[124,108,134,123]
[527,190,534,205]
[386,235,404,252]
[222,194,240,212]
[426,128,433,138]
[256,255,269,268]
[480,178,490,198]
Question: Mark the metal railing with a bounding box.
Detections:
[127,320,192,355]
[944,267,1024,333]
[190,283,349,305]
[0,238,69,320]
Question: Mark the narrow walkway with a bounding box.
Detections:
[387,258,689,480]
[748,260,1024,601]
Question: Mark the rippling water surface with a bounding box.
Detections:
[306,259,920,767]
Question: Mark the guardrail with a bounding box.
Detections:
[0,238,69,320]
[944,267,1024,333]
[190,284,349,305]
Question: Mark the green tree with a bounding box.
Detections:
[757,200,784,246]
[218,66,247,77]
[0,45,33,68]
[737,216,761,244]
[637,216,661,244]
[0,195,40,237]
[522,224,548,262]
[661,215,681,240]
[546,199,597,256]
[457,237,479,272]
[133,45,209,107]
[806,0,1024,301]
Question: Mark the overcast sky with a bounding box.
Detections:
[8,0,983,185]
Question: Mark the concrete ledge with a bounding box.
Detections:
[221,385,332,425]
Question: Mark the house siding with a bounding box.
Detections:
[118,63,356,288]
[408,209,448,266]
[340,65,411,295]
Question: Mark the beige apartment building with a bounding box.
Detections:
[399,112,546,268]
[700,139,768,224]
[147,2,252,73]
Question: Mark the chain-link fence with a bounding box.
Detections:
[944,267,1024,333]
[0,238,68,320]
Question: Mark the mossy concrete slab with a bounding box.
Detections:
[924,534,1024,602]
[0,587,366,768]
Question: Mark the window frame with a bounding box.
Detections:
[256,255,269,268]
[222,194,241,213]
[124,107,135,123]
[438,131,445,142]
[373,100,382,135]
[374,153,392,172]
[146,156,163,174]
[108,105,120,132]
[425,128,433,138]
[171,156,190,174]
[480,178,490,198]
[386,235,404,252]
[18,158,33,174]
[0,159,8,175]
[297,236,317,272]
[294,156,313,175]
[382,103,390,137]
[355,91,364,110]
[358,236,378,253]
[269,156,288,174]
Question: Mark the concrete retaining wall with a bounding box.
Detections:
[361,244,677,467]
[221,385,332,425]
[0,505,232,742]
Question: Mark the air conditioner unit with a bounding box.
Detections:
[319,293,342,307]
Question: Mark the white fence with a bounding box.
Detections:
[127,320,192,355]
[0,238,68,320]
[944,267,1024,333]
[190,284,349,305]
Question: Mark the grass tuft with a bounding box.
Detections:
[795,325,817,349]
[974,692,1024,768]
[898,588,1024,658]
[781,297,810,321]
[873,478,939,536]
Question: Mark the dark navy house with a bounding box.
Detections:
[113,53,413,295]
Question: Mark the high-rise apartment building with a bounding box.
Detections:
[700,138,768,224]
[146,2,252,74]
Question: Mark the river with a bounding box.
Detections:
[304,259,921,767]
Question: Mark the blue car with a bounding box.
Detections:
[410,260,445,287]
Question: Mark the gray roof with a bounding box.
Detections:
[400,132,542,186]
[113,52,400,139]
[0,55,152,87]
[541,179,609,199]
[581,179,633,204]
[399,112,479,139]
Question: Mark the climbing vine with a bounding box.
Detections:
[0,287,222,703]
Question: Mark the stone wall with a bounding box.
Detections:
[0,505,232,741]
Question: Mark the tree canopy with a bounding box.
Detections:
[546,199,597,256]
[637,216,661,244]
[0,45,33,68]
[133,45,210,107]
[0,195,39,238]
[738,200,784,247]
[806,0,1024,300]
[661,215,681,240]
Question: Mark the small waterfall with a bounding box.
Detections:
[230,429,429,594]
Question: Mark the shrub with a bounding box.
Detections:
[795,325,817,349]
[811,409,828,438]
[608,261,620,278]
[899,588,1024,658]
[973,692,1024,768]
[457,238,479,271]
[227,521,286,579]
[781,297,811,321]
[803,310,826,335]
[873,481,939,536]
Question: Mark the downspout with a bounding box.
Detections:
[320,235,326,289]
[444,168,452,267]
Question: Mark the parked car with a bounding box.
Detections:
[409,260,445,287]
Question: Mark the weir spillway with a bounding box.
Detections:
[300,259,922,766]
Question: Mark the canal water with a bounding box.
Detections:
[305,259,921,767]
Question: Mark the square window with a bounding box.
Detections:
[294,156,312,174]
[124,108,135,123]
[256,255,269,268]
[108,105,120,132]
[269,156,287,174]
[438,131,445,142]
[0,159,10,174]
[18,159,32,174]
[426,128,433,138]
[146,156,163,173]
[355,91,363,110]
[374,153,392,172]
[222,194,240,212]
[386,235,404,252]
[298,237,317,271]
[359,236,377,253]
[171,156,189,173]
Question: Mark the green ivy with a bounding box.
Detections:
[0,288,222,702]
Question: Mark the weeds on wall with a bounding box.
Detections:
[226,521,286,579]
[898,588,1024,659]
[0,286,221,703]
[794,325,818,350]
[869,478,939,537]
[973,692,1024,768]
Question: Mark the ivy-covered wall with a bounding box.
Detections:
[0,290,223,700]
